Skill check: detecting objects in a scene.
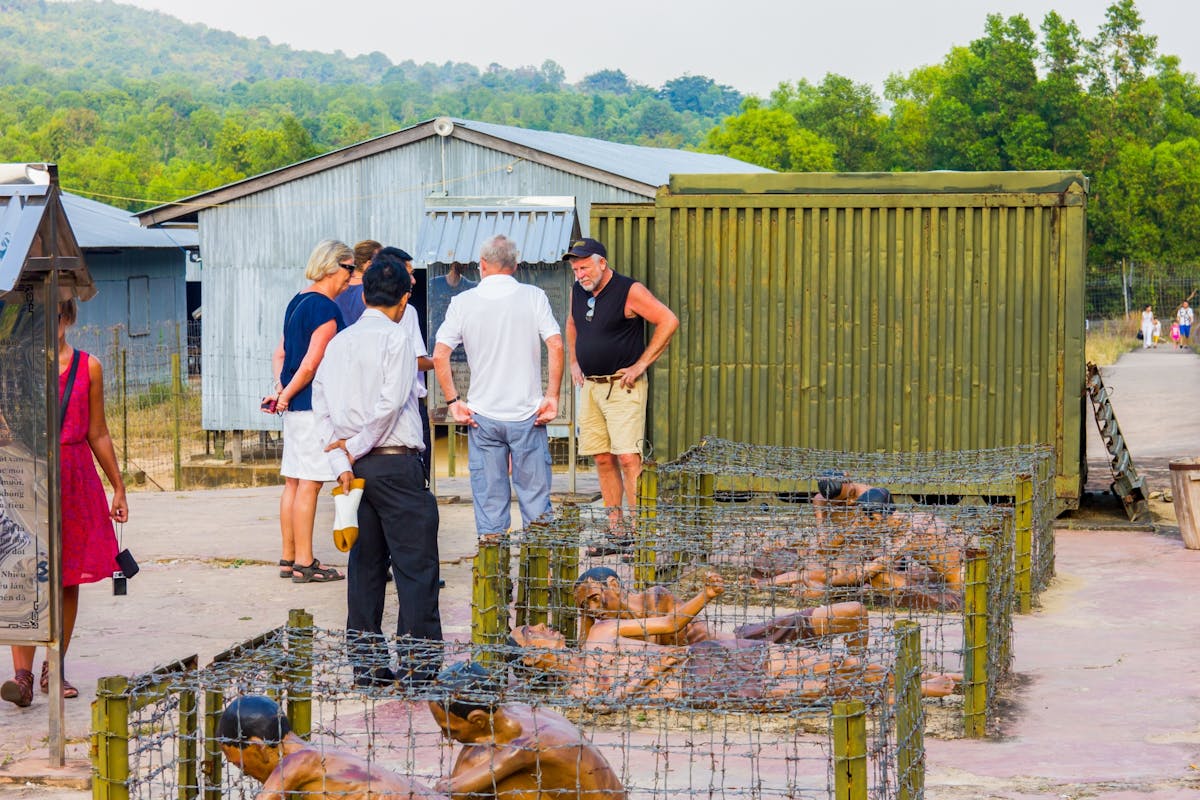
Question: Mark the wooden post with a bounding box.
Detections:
[92,676,130,800]
[551,504,580,643]
[1015,473,1034,613]
[172,352,183,491]
[894,621,924,800]
[202,687,225,800]
[517,520,550,627]
[633,461,658,588]
[472,538,509,666]
[447,424,457,477]
[963,547,989,738]
[698,472,715,564]
[832,699,867,800]
[286,609,314,739]
[120,348,128,475]
[177,679,199,800]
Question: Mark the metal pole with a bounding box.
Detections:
[120,347,128,475]
[92,676,130,800]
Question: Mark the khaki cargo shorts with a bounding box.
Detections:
[578,375,647,456]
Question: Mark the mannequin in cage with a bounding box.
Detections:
[573,566,869,650]
[428,662,625,800]
[752,490,965,610]
[513,573,957,703]
[218,696,443,800]
[811,470,880,523]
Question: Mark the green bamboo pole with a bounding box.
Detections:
[286,609,314,739]
[634,462,658,588]
[832,699,868,800]
[172,352,183,490]
[963,547,989,738]
[177,679,199,800]
[92,676,130,800]
[551,504,580,643]
[698,472,715,564]
[894,621,924,800]
[202,687,225,800]
[517,520,550,628]
[99,676,130,800]
[1015,473,1034,613]
[472,538,508,666]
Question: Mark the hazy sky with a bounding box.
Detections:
[102,0,1194,97]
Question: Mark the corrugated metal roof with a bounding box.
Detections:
[62,192,197,250]
[452,119,772,188]
[414,197,580,265]
[0,163,94,299]
[137,117,774,226]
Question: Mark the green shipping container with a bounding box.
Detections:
[593,171,1087,508]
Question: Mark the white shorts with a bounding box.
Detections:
[281,410,337,482]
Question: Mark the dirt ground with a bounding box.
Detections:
[1,347,1199,798]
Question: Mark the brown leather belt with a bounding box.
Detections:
[585,374,623,383]
[367,445,421,457]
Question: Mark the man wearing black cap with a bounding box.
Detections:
[564,238,678,548]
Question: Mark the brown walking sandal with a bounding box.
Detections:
[40,661,78,699]
[292,559,344,583]
[1,669,34,708]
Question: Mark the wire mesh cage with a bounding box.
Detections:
[92,614,927,800]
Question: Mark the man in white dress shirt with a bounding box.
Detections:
[432,234,564,541]
[313,251,442,688]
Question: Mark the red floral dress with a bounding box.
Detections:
[59,351,118,586]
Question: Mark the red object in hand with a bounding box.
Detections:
[260,396,279,414]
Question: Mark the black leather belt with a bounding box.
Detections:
[368,446,421,457]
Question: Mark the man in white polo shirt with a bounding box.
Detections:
[432,234,564,540]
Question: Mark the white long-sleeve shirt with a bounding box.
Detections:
[313,308,422,477]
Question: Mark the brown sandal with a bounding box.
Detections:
[39,662,78,699]
[1,669,34,708]
[292,559,344,583]
[278,559,295,579]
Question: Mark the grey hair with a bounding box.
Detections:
[304,239,354,281]
[479,235,519,271]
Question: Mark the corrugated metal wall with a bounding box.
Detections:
[595,173,1087,503]
[199,138,651,431]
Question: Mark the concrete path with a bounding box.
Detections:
[2,348,1200,798]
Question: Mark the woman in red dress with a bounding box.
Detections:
[1,298,128,707]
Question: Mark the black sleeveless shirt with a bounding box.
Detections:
[571,271,646,376]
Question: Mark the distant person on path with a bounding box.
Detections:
[2,298,128,708]
[314,252,442,687]
[1141,305,1154,350]
[564,238,678,551]
[334,239,381,326]
[218,696,442,800]
[269,239,352,584]
[1176,299,1194,349]
[429,662,626,800]
[432,235,563,542]
[1152,317,1162,348]
[1171,319,1182,348]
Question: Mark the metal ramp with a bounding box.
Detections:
[1086,362,1149,521]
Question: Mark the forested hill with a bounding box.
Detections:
[0,0,743,209]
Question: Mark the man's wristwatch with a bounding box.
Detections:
[446,396,459,405]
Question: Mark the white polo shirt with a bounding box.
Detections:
[435,274,561,421]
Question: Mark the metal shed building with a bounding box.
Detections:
[136,117,769,432]
[61,192,197,389]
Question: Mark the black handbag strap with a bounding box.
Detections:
[59,349,83,429]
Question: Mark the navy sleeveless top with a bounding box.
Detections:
[281,292,344,411]
[571,271,645,376]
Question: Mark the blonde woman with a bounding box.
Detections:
[269,240,353,583]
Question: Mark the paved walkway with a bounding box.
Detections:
[2,350,1199,798]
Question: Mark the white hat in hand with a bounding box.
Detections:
[332,478,366,552]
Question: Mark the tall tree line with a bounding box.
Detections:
[704,1,1200,273]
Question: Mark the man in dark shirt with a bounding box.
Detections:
[564,238,678,548]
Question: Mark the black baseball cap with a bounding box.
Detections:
[562,238,606,261]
